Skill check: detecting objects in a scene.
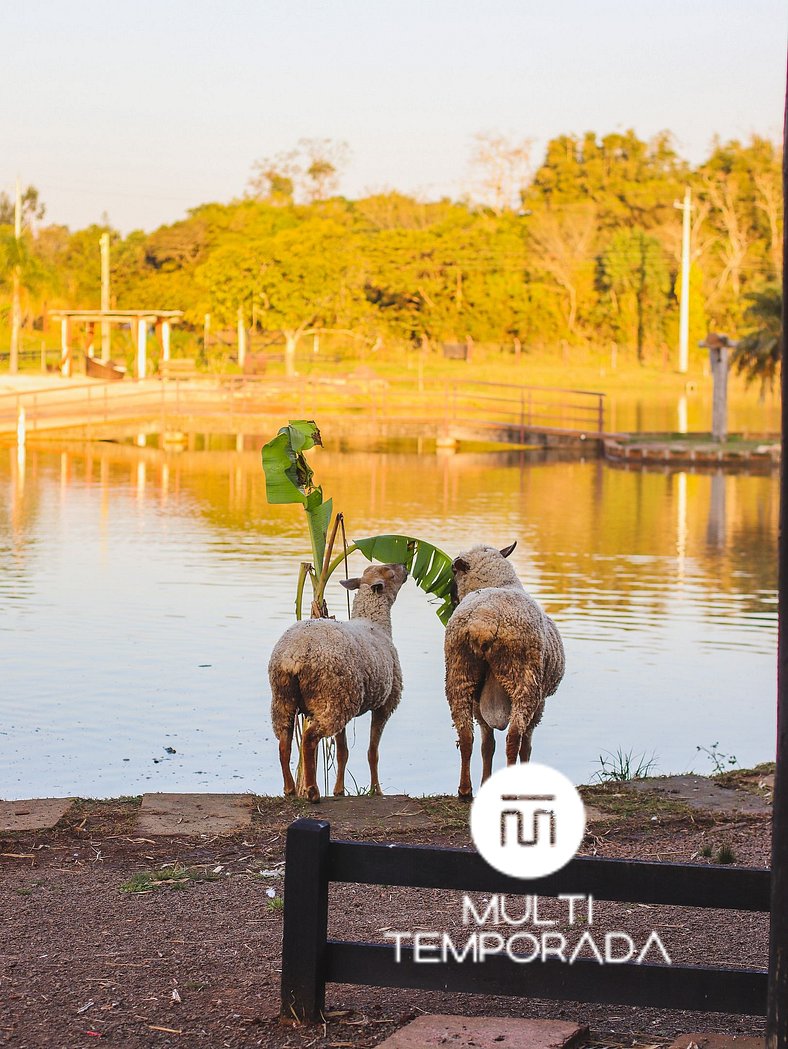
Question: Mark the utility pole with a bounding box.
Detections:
[100,232,111,361]
[674,187,692,374]
[10,178,22,374]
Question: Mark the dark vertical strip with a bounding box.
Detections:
[766,53,788,1049]
[280,818,330,1023]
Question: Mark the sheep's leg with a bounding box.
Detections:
[333,727,349,797]
[479,719,495,783]
[519,730,533,763]
[368,707,391,795]
[445,643,484,800]
[456,723,474,799]
[277,714,296,796]
[301,720,323,803]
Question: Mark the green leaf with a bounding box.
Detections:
[306,494,333,573]
[352,534,455,625]
[261,421,322,505]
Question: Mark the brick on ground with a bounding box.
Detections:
[0,798,73,832]
[134,793,255,836]
[376,1015,587,1048]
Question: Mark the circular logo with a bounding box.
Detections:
[469,763,586,879]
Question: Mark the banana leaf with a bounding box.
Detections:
[352,534,455,625]
[261,421,322,505]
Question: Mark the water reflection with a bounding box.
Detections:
[0,440,778,800]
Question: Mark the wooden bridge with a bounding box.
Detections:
[0,375,606,446]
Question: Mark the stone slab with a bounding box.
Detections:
[624,775,771,814]
[0,798,74,832]
[377,1015,587,1048]
[135,793,254,836]
[668,1035,764,1049]
[306,794,437,835]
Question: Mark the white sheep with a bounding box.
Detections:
[269,562,407,802]
[445,542,565,798]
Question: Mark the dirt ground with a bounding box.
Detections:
[0,781,774,1049]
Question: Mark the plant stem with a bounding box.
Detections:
[295,562,313,621]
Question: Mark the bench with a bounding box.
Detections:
[279,817,769,1023]
[159,358,199,380]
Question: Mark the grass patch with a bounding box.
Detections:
[712,761,775,793]
[592,748,658,783]
[580,783,693,821]
[120,862,222,894]
[418,795,472,831]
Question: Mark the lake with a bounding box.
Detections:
[0,438,778,800]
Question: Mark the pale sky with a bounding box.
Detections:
[3,0,786,233]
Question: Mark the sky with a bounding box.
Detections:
[3,0,786,234]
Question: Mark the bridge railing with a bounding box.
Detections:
[446,381,606,439]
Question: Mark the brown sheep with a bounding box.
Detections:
[445,542,565,798]
[269,562,407,802]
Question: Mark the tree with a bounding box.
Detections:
[596,229,672,362]
[197,217,362,376]
[469,131,533,214]
[0,184,45,230]
[248,139,350,205]
[730,285,783,396]
[524,202,598,334]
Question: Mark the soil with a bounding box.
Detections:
[0,790,773,1049]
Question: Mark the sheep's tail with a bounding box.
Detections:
[269,665,305,738]
[465,606,502,660]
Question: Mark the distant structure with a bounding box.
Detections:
[49,235,183,379]
[699,332,738,442]
[48,309,184,380]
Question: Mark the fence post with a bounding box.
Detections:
[280,818,330,1023]
[597,395,604,435]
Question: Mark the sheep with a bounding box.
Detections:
[269,562,408,803]
[444,542,565,799]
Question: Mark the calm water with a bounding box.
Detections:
[0,440,778,800]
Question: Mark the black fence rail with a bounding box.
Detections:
[280,818,770,1023]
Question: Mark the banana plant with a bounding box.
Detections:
[261,420,455,623]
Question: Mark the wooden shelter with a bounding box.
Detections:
[48,309,184,379]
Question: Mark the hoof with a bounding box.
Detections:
[458,791,473,803]
[284,786,296,797]
[307,786,321,803]
[332,789,346,797]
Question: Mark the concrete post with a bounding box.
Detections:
[60,318,71,377]
[709,344,729,443]
[137,318,147,379]
[162,320,171,362]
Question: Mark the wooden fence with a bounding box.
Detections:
[280,817,770,1023]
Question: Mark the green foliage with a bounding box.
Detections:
[3,131,780,366]
[730,285,783,396]
[261,421,332,576]
[592,748,658,783]
[353,535,455,625]
[696,741,739,775]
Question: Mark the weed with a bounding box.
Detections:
[267,895,284,911]
[120,862,221,894]
[716,843,737,865]
[696,742,738,775]
[699,843,713,858]
[592,748,658,783]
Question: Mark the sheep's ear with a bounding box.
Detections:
[370,580,385,594]
[500,541,517,559]
[340,577,362,590]
[452,557,470,573]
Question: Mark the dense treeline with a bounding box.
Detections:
[0,130,782,373]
